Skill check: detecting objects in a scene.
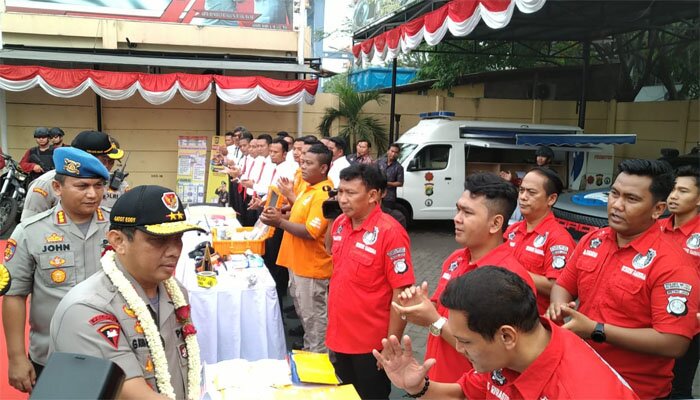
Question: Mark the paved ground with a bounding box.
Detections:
[281,219,700,398]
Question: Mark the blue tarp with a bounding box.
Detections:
[515,134,637,146]
[348,67,417,92]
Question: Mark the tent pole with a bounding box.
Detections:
[578,40,590,129]
[389,58,397,144]
[216,96,221,136]
[0,89,7,154]
[296,0,307,137]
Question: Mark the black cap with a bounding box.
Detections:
[110,185,205,236]
[34,127,49,138]
[49,127,65,137]
[71,131,124,160]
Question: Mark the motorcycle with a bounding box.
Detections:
[0,153,28,236]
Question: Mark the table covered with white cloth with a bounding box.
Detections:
[174,209,286,364]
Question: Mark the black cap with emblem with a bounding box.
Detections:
[109,185,206,236]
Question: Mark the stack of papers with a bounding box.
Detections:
[202,357,360,400]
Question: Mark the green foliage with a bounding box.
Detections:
[416,41,581,90]
[318,80,388,154]
[416,21,698,100]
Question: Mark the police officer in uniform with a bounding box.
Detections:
[21,130,127,221]
[50,185,205,399]
[2,147,110,393]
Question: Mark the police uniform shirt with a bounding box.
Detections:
[4,203,109,364]
[49,259,188,399]
[21,169,128,220]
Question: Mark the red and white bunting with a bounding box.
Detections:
[352,0,547,63]
[0,65,318,106]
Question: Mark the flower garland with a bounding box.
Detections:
[101,250,201,400]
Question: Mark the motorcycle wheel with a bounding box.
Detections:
[0,197,18,236]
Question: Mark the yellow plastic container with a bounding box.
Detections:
[212,227,273,256]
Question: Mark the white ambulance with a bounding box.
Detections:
[392,111,636,223]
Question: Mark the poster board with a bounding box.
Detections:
[205,135,230,204]
[177,136,208,204]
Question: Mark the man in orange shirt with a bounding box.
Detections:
[260,143,334,352]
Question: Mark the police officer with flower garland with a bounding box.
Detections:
[2,147,111,393]
[49,185,204,400]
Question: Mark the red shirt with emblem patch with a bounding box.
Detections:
[458,318,639,400]
[326,205,415,354]
[425,244,537,383]
[556,223,699,399]
[660,215,700,269]
[504,212,575,314]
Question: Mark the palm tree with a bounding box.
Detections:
[318,80,388,155]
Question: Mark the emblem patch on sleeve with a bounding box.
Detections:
[97,323,121,349]
[667,296,688,317]
[393,259,408,274]
[4,239,16,262]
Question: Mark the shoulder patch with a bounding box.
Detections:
[97,323,121,349]
[89,314,118,326]
[4,239,17,262]
[32,187,48,197]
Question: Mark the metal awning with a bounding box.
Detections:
[0,48,318,75]
[516,134,637,147]
[463,138,603,153]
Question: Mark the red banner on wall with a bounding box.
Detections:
[7,0,293,30]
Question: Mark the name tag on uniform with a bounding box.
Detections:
[442,272,451,280]
[332,235,342,241]
[355,242,376,255]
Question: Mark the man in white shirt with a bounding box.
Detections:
[224,129,244,165]
[242,134,273,196]
[250,138,297,205]
[224,132,255,222]
[326,137,351,188]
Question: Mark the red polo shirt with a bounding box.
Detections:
[557,223,699,399]
[458,318,639,399]
[326,205,415,354]
[660,214,700,267]
[504,212,575,314]
[425,244,537,383]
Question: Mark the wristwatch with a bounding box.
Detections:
[429,317,447,337]
[591,322,606,343]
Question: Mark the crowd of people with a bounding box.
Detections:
[0,125,698,400]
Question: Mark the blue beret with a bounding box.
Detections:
[53,147,110,180]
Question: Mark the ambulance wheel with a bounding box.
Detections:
[394,202,412,227]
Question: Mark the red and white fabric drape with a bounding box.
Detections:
[352,0,547,63]
[0,65,318,106]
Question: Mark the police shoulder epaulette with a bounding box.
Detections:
[22,208,54,227]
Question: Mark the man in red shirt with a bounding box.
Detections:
[326,163,415,399]
[393,172,536,383]
[505,167,575,315]
[660,165,700,398]
[549,159,699,399]
[374,267,639,400]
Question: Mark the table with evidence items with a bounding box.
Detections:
[175,206,286,364]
